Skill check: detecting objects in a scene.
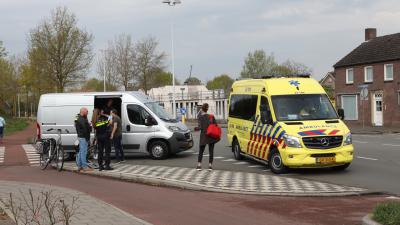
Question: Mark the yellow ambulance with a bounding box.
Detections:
[227,75,353,174]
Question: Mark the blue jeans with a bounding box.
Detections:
[76,138,88,168]
[113,135,124,161]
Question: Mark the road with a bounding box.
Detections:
[123,128,400,195]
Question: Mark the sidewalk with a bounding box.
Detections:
[0,181,151,225]
[62,162,367,197]
[347,124,400,134]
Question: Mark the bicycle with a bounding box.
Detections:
[37,128,69,171]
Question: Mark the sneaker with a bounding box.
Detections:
[99,166,104,171]
[115,161,121,164]
[121,160,126,163]
[196,165,202,171]
[208,166,213,171]
[104,166,114,171]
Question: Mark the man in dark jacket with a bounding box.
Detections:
[74,107,92,171]
[95,109,113,171]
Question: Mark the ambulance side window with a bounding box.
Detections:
[229,94,258,121]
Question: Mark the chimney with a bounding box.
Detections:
[365,28,377,41]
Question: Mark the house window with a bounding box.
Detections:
[346,68,354,84]
[341,95,358,120]
[384,64,393,81]
[364,66,373,82]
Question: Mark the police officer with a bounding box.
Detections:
[95,109,113,171]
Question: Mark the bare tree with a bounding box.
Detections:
[96,46,119,91]
[135,37,165,94]
[28,6,94,92]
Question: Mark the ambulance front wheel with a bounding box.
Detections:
[232,139,243,160]
[268,148,288,174]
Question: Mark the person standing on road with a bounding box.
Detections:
[0,115,5,145]
[74,108,92,172]
[196,103,219,171]
[95,109,113,171]
[110,109,124,163]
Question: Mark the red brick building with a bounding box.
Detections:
[334,28,400,127]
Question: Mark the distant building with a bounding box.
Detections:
[148,85,228,120]
[320,71,335,90]
[334,28,400,127]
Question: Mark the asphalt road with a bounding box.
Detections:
[122,128,400,195]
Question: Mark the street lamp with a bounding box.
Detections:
[162,0,181,118]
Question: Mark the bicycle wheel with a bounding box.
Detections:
[40,148,51,170]
[55,145,64,171]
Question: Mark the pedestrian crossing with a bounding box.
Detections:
[22,145,40,166]
[0,147,4,164]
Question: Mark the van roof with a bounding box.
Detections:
[232,77,326,96]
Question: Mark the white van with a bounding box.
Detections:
[36,92,194,160]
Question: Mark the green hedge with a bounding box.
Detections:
[2,117,31,136]
[373,201,400,225]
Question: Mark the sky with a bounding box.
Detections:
[1,0,400,82]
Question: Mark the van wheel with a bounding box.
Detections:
[232,139,243,160]
[332,163,351,171]
[149,141,169,160]
[268,148,288,174]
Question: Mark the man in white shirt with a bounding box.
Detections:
[0,116,5,144]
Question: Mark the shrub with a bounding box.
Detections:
[373,201,400,225]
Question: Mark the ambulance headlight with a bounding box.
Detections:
[283,134,302,148]
[343,132,352,146]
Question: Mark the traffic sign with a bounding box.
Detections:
[358,84,369,89]
[360,87,368,100]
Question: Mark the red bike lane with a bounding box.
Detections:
[0,125,388,225]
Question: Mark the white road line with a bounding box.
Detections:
[214,156,225,159]
[383,144,400,147]
[386,196,400,200]
[233,162,248,165]
[356,156,378,161]
[353,140,368,144]
[262,169,270,172]
[0,147,4,164]
[222,159,236,162]
[248,165,263,168]
[22,144,40,166]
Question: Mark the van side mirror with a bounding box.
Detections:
[145,116,157,126]
[260,106,273,124]
[337,108,345,120]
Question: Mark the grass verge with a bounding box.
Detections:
[2,117,31,136]
[373,201,400,225]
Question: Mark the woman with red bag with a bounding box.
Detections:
[196,103,220,171]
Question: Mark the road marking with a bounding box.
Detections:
[262,169,270,172]
[214,156,225,159]
[233,162,248,165]
[222,159,236,162]
[353,140,368,144]
[22,145,40,166]
[248,165,263,168]
[356,156,378,161]
[0,147,4,164]
[386,196,400,200]
[383,144,400,147]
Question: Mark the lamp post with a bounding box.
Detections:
[162,0,181,118]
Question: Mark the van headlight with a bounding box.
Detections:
[283,134,302,148]
[343,132,352,146]
[168,126,183,132]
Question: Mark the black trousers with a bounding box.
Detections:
[198,143,215,164]
[97,137,111,167]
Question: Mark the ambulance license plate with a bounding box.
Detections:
[316,157,336,164]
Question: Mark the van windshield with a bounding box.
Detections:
[145,102,176,122]
[271,94,338,121]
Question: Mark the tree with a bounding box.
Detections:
[135,37,165,94]
[79,78,117,92]
[281,59,312,75]
[240,49,277,78]
[28,7,94,92]
[184,77,202,85]
[206,74,234,95]
[147,69,177,89]
[0,41,6,58]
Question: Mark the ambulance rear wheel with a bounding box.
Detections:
[268,149,288,174]
[232,139,243,160]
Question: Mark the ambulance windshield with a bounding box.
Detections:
[271,94,338,121]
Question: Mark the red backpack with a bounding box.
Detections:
[206,114,222,140]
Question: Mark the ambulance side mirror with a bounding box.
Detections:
[260,105,273,124]
[337,108,345,120]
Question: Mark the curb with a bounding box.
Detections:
[61,165,372,197]
[362,214,382,225]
